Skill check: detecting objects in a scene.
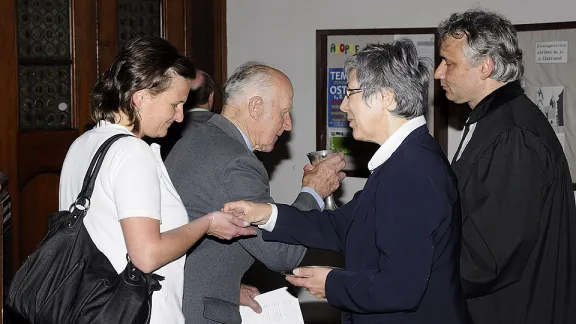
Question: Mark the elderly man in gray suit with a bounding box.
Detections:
[165,61,346,324]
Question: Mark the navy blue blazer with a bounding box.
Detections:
[263,125,471,324]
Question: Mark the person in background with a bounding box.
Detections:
[186,69,215,122]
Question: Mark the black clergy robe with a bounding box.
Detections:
[451,81,576,324]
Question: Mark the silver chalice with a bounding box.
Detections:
[306,150,338,210]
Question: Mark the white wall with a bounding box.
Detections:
[227,0,576,204]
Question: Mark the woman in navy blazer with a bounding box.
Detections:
[225,39,471,324]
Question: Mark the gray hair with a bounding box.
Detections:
[438,9,524,82]
[344,39,431,119]
[222,61,274,104]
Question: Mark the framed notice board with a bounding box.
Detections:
[514,22,576,184]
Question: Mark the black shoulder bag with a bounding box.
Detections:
[6,133,164,324]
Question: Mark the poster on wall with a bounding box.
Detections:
[517,25,576,182]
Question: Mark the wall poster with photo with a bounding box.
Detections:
[516,22,576,184]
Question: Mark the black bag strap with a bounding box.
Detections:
[64,133,162,280]
[70,133,132,212]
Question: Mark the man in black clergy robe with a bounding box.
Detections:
[434,9,576,324]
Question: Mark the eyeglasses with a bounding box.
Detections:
[345,85,363,99]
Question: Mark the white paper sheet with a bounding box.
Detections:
[240,287,305,324]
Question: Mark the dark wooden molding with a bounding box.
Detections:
[187,0,226,113]
[317,27,437,36]
[315,31,328,155]
[183,0,192,56]
[212,0,227,112]
[72,0,98,133]
[515,21,576,32]
[0,0,21,274]
[163,0,186,53]
[96,0,118,78]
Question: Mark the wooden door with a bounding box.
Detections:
[0,0,211,275]
[0,0,98,275]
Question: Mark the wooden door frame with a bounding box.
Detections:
[163,0,186,53]
[211,0,227,111]
[72,0,98,132]
[184,0,227,111]
[96,0,118,77]
[0,1,18,312]
[0,0,21,274]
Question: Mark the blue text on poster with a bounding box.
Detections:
[327,68,348,128]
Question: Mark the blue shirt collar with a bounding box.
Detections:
[233,125,253,151]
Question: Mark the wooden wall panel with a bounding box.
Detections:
[187,0,227,112]
[163,0,186,53]
[19,174,60,259]
[17,130,78,189]
[96,0,118,78]
[72,0,98,132]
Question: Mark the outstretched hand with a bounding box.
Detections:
[223,201,273,225]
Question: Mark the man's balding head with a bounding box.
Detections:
[221,62,293,152]
[222,62,292,106]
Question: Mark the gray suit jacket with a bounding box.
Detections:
[184,109,214,125]
[158,110,213,159]
[164,114,318,324]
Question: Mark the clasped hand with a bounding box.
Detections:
[204,211,257,240]
[222,201,272,225]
